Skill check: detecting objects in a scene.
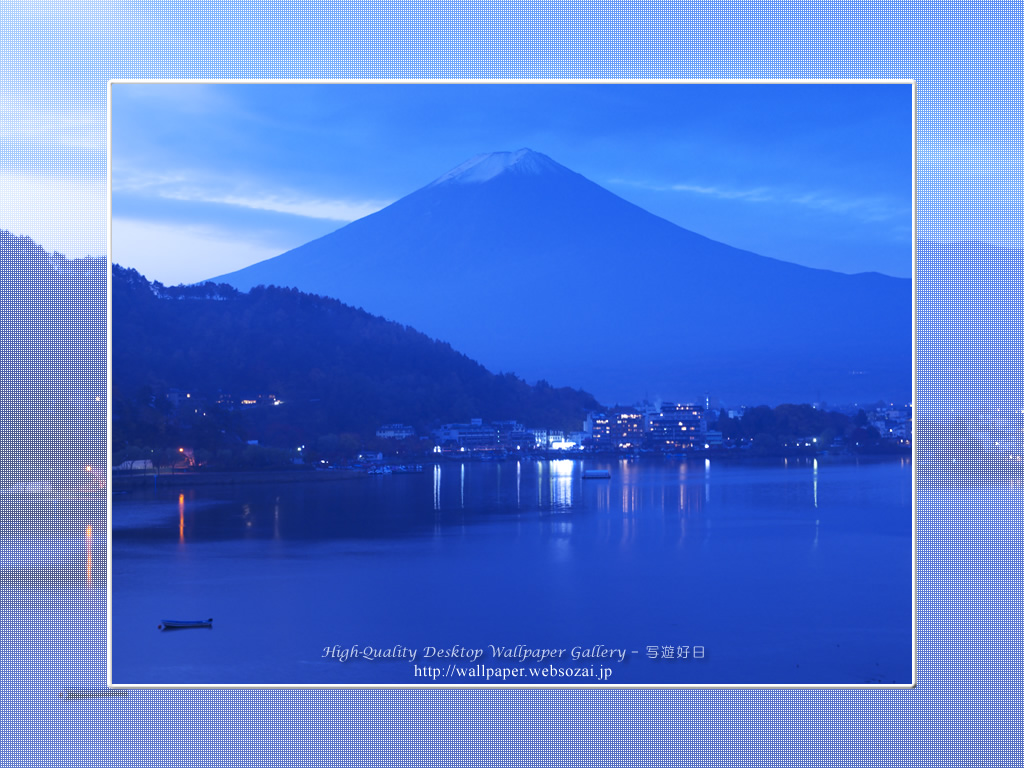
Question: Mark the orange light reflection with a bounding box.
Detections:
[85,524,92,585]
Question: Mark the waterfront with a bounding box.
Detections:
[111,457,912,685]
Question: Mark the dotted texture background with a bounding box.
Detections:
[0,2,1018,767]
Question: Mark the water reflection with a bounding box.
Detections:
[549,459,574,510]
[536,460,543,506]
[620,509,635,547]
[112,459,912,685]
[548,530,572,562]
[621,485,641,517]
[598,480,610,514]
[813,458,819,509]
[121,457,873,551]
[86,524,93,586]
[433,464,441,511]
[433,464,442,536]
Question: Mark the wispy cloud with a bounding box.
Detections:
[610,178,907,223]
[160,190,389,222]
[662,183,776,204]
[114,171,391,222]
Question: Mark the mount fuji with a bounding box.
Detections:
[208,149,910,405]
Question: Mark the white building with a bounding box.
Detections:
[433,421,497,448]
[376,424,416,439]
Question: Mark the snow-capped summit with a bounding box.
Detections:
[430,148,568,186]
[209,150,910,404]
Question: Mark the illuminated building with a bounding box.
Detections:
[591,411,645,450]
[646,403,706,451]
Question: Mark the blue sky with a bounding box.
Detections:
[111,82,912,285]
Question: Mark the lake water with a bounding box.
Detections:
[111,457,912,686]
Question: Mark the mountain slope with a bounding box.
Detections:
[211,150,911,404]
[0,231,106,484]
[112,265,600,452]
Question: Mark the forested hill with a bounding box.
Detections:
[112,265,601,455]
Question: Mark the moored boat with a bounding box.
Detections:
[158,618,213,630]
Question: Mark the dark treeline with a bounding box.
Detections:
[112,265,600,467]
[712,403,883,453]
[0,232,107,487]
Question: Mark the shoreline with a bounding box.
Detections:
[112,468,362,490]
[111,452,910,491]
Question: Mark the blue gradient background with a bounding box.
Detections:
[0,2,1016,766]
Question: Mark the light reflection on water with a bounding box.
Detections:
[813,458,819,509]
[433,464,441,511]
[85,524,93,586]
[549,459,574,510]
[111,457,912,685]
[115,458,884,550]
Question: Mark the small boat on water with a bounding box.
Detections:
[158,618,213,630]
[582,469,611,479]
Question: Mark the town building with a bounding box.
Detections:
[376,424,416,439]
[646,403,706,451]
[583,411,606,437]
[528,428,549,448]
[433,419,497,448]
[591,411,645,450]
[492,421,530,446]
